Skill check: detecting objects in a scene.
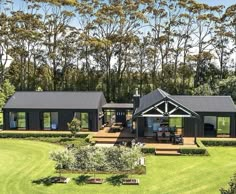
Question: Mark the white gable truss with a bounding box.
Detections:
[141,99,192,118]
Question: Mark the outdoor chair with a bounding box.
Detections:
[174,134,183,144]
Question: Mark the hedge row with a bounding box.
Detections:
[141,147,155,154]
[0,132,88,139]
[179,139,208,156]
[201,140,236,147]
[179,148,207,155]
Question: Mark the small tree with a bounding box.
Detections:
[50,149,75,178]
[67,118,81,137]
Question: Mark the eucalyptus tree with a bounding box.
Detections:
[188,2,222,87]
[80,0,149,101]
[222,4,236,74]
[8,3,44,90]
[0,0,13,84]
[38,0,76,90]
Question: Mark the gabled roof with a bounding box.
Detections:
[3,91,106,110]
[102,103,133,109]
[134,88,170,116]
[171,95,236,112]
[134,88,236,117]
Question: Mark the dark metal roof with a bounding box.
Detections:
[102,103,133,109]
[171,95,236,112]
[4,91,106,110]
[134,89,169,115]
[134,88,236,116]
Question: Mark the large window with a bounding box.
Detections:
[217,117,230,135]
[43,112,58,130]
[9,112,26,129]
[169,117,183,128]
[74,112,89,129]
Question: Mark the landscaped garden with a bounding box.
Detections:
[0,139,236,194]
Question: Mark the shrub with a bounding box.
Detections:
[0,132,88,139]
[201,140,236,147]
[67,118,81,137]
[220,173,236,194]
[179,148,207,155]
[141,147,155,154]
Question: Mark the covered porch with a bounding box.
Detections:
[134,96,200,144]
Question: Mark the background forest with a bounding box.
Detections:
[0,0,236,103]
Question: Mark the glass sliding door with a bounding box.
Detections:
[74,112,89,129]
[169,117,183,128]
[43,112,51,129]
[81,113,89,128]
[9,112,17,129]
[17,112,26,129]
[9,112,26,129]
[217,117,230,136]
[51,112,58,130]
[43,112,58,130]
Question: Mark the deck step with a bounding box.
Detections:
[155,148,180,152]
[94,138,132,144]
[155,150,181,156]
[93,135,134,139]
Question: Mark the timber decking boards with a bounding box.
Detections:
[155,148,181,156]
[155,150,181,156]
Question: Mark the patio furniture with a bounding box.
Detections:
[111,122,124,132]
[174,134,183,144]
[156,131,170,142]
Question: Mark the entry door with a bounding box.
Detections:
[116,111,126,124]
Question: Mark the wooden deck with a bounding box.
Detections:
[94,127,197,149]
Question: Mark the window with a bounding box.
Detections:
[74,112,89,129]
[204,116,217,129]
[43,112,58,129]
[43,112,51,129]
[9,112,26,129]
[169,117,183,128]
[217,117,230,135]
[17,112,26,128]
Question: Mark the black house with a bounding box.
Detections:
[2,89,236,138]
[2,91,133,131]
[133,89,236,138]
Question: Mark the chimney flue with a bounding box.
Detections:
[133,88,140,111]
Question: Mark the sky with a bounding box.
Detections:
[196,0,235,7]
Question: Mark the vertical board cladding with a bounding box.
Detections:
[28,111,40,130]
[230,113,236,137]
[58,110,74,130]
[183,117,203,137]
[3,110,9,130]
[137,117,145,137]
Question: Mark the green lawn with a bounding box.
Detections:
[0,139,235,194]
[0,112,3,128]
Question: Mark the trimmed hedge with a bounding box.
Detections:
[141,147,155,154]
[0,132,88,139]
[201,140,236,147]
[179,148,207,155]
[179,139,208,156]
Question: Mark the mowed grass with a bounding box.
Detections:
[0,112,3,128]
[0,139,236,194]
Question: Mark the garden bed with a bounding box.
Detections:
[86,178,104,184]
[122,178,140,185]
[50,176,70,184]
